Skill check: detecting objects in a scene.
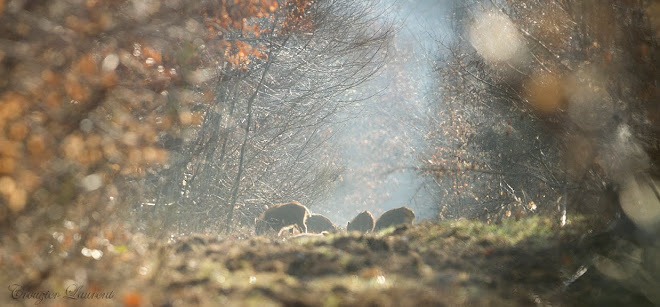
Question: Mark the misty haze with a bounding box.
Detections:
[1,0,659,306]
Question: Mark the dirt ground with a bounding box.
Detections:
[3,216,657,306]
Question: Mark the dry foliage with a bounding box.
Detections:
[427,0,659,225]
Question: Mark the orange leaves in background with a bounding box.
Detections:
[200,0,281,69]
[204,0,278,30]
[122,291,143,307]
[281,0,315,34]
[141,46,162,65]
[199,0,316,69]
[75,54,98,77]
[523,72,566,114]
[224,40,269,70]
[0,0,315,218]
[0,92,32,212]
[0,50,164,216]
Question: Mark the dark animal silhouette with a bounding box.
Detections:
[306,213,337,233]
[374,206,415,231]
[255,201,310,235]
[347,210,374,233]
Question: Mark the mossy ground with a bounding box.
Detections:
[2,217,655,306]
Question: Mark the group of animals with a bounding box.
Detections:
[254,201,415,235]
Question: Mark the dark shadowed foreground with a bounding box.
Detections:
[3,217,656,306]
